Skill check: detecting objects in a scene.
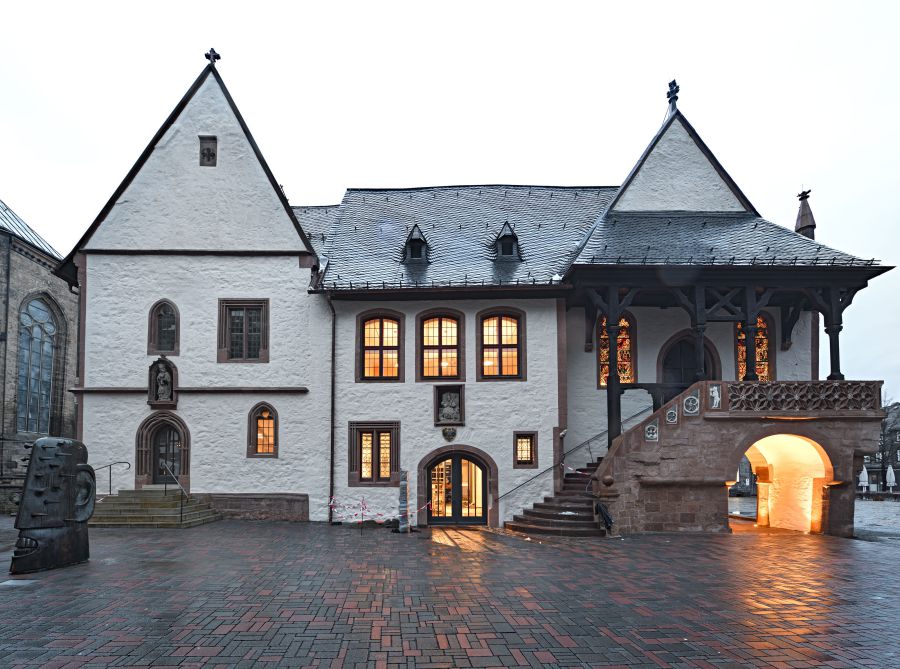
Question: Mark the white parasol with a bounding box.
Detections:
[887,465,896,492]
[859,465,869,490]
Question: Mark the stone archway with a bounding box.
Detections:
[135,411,191,491]
[656,329,722,383]
[417,444,499,527]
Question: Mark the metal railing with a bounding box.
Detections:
[496,406,652,503]
[161,462,189,525]
[93,461,131,496]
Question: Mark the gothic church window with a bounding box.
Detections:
[247,403,278,457]
[16,298,58,434]
[598,314,635,387]
[736,314,774,381]
[148,300,179,355]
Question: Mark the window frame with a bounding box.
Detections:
[356,309,405,383]
[734,311,777,381]
[596,311,637,389]
[416,308,465,382]
[247,402,278,458]
[513,431,538,469]
[147,299,180,356]
[476,307,526,382]
[16,294,65,436]
[348,421,400,487]
[217,299,269,363]
[199,135,217,167]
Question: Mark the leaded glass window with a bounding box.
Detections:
[362,317,400,378]
[481,315,520,377]
[217,299,268,363]
[256,409,274,454]
[736,315,771,381]
[516,435,534,465]
[598,315,635,387]
[17,298,57,434]
[422,316,459,378]
[155,303,177,352]
[358,428,392,482]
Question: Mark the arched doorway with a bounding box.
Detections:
[658,331,721,384]
[135,412,190,490]
[730,434,833,533]
[152,424,182,484]
[427,454,487,525]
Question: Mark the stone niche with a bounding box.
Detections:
[148,357,177,410]
[434,385,464,426]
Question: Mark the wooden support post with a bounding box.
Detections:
[825,320,844,380]
[606,319,622,445]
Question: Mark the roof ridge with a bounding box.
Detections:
[344,184,617,193]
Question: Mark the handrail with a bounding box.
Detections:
[496,406,652,503]
[161,462,189,525]
[93,461,131,496]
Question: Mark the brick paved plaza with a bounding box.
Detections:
[2,518,900,668]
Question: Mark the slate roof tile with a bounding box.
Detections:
[293,205,340,256]
[0,199,61,260]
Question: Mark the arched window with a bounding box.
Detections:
[736,314,774,381]
[477,309,525,380]
[247,403,278,458]
[358,311,403,381]
[17,298,59,434]
[421,315,460,378]
[148,300,179,355]
[598,313,635,387]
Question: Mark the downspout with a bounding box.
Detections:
[325,292,336,524]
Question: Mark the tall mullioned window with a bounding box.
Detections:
[598,315,635,387]
[421,316,459,378]
[217,299,269,363]
[248,403,278,457]
[148,300,179,355]
[736,315,772,381]
[17,298,57,434]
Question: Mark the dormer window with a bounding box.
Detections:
[404,225,428,262]
[495,222,519,260]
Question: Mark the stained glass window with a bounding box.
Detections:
[359,429,392,481]
[481,314,520,377]
[422,316,459,378]
[17,298,57,434]
[736,315,771,381]
[362,317,400,378]
[256,409,275,454]
[598,315,634,387]
[153,302,177,352]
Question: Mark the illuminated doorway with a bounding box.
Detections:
[730,434,833,533]
[428,454,487,525]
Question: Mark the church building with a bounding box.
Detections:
[56,55,890,536]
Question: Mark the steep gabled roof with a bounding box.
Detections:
[55,64,316,285]
[0,199,61,260]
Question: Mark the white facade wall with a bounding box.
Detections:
[331,298,561,525]
[82,255,333,519]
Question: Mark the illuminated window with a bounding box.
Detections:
[247,403,278,458]
[514,432,537,468]
[217,299,269,362]
[479,310,524,380]
[148,300,179,355]
[598,314,635,387]
[736,315,773,381]
[349,422,399,486]
[360,315,401,380]
[421,316,460,378]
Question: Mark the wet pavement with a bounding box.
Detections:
[2,521,900,668]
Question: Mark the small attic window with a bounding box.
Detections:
[404,225,428,263]
[199,136,217,167]
[495,222,519,260]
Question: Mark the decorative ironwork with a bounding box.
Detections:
[598,315,634,386]
[728,381,881,412]
[667,79,679,113]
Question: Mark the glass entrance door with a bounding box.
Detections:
[153,426,181,484]
[428,454,486,524]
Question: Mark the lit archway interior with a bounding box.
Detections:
[739,434,833,533]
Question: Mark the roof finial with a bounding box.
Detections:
[205,48,221,66]
[797,189,811,201]
[667,79,680,114]
[795,189,816,239]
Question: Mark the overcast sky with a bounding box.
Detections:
[1,1,898,397]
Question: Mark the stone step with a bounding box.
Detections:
[504,521,606,537]
[89,515,221,529]
[553,489,595,498]
[95,499,201,510]
[539,497,594,508]
[522,507,594,521]
[90,511,221,527]
[92,504,213,517]
[90,508,220,523]
[514,514,598,528]
[115,489,187,499]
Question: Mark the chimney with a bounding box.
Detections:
[795,190,816,239]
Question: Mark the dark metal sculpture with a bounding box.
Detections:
[9,438,96,574]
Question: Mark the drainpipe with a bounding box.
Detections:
[325,292,336,524]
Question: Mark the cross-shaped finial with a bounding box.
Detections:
[667,79,679,113]
[205,48,221,66]
[797,189,811,201]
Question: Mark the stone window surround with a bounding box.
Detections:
[147,298,180,356]
[513,431,538,469]
[134,411,191,491]
[355,309,406,383]
[596,309,638,389]
[247,402,278,458]
[733,310,777,381]
[475,306,527,382]
[217,298,270,363]
[347,421,400,487]
[415,308,466,382]
[199,135,217,167]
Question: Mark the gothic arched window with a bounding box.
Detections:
[148,300,179,355]
[598,313,636,387]
[736,314,774,381]
[248,403,278,457]
[17,298,58,434]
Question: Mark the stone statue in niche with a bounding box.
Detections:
[10,438,96,574]
[438,392,460,423]
[156,363,172,401]
[709,384,722,409]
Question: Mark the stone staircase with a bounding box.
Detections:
[90,486,221,528]
[504,457,607,537]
